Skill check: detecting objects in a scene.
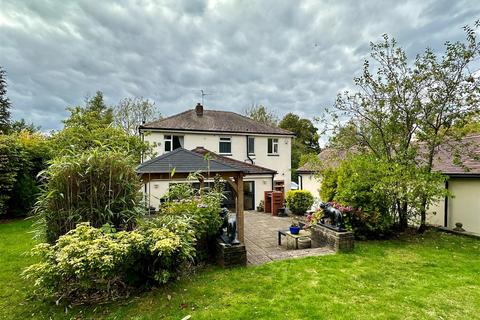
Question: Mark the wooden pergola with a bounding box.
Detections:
[137,148,266,242]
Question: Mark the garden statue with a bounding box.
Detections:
[319,202,345,231]
[219,207,240,245]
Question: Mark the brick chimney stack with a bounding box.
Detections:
[195,103,203,117]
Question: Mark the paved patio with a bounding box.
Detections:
[244,211,334,265]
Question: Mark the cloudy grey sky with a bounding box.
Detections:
[1,0,479,131]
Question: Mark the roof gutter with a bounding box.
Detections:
[138,126,295,137]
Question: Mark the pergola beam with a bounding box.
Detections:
[235,174,244,242]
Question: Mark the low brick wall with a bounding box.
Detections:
[311,224,354,252]
[216,240,247,267]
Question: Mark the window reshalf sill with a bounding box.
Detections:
[219,153,232,156]
[267,154,279,157]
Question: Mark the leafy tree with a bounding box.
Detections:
[0,67,11,134]
[63,91,113,129]
[51,91,150,162]
[114,97,161,136]
[328,22,479,231]
[279,113,320,181]
[279,113,320,152]
[9,118,40,133]
[413,21,480,231]
[244,104,279,126]
[450,113,480,135]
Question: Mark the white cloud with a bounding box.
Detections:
[0,0,479,130]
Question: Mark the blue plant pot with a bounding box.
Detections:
[290,226,300,235]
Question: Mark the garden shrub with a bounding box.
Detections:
[160,182,224,240]
[321,154,394,238]
[286,190,314,215]
[34,147,144,243]
[319,168,338,201]
[0,131,51,216]
[23,219,196,303]
[159,180,224,261]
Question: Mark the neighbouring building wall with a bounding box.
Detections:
[299,173,322,199]
[427,178,480,234]
[142,130,291,193]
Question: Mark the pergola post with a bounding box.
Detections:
[235,174,244,242]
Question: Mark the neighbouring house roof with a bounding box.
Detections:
[427,134,480,176]
[140,105,294,136]
[136,147,276,175]
[297,134,480,176]
[297,147,358,173]
[191,147,276,175]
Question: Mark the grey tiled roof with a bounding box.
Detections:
[136,148,242,174]
[140,108,294,136]
[298,135,480,176]
[191,147,276,175]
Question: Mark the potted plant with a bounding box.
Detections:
[257,200,264,212]
[285,190,314,215]
[290,218,301,235]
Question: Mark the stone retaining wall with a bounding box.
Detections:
[311,224,354,252]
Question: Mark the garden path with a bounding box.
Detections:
[244,211,334,265]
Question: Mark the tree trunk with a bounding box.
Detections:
[418,198,428,234]
[397,200,408,231]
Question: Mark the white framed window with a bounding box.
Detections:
[267,138,279,155]
[219,137,232,154]
[164,135,184,152]
[248,137,255,155]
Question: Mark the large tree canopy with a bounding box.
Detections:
[327,21,480,231]
[51,91,150,162]
[114,97,161,136]
[244,104,279,126]
[279,113,321,180]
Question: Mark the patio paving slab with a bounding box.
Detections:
[244,211,334,265]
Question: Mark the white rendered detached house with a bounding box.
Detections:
[139,103,294,210]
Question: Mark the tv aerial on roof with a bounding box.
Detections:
[200,89,213,106]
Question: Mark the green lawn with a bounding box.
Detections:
[1,219,479,320]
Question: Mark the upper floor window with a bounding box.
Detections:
[164,135,184,152]
[248,137,255,155]
[219,137,232,154]
[267,138,279,155]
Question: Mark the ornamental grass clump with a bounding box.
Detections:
[34,147,144,243]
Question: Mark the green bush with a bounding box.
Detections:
[324,154,394,238]
[22,219,196,303]
[34,147,144,243]
[319,168,338,201]
[160,182,223,240]
[0,131,51,216]
[286,190,314,215]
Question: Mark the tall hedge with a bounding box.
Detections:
[0,132,51,216]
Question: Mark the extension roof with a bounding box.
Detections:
[140,108,294,136]
[191,147,276,175]
[136,147,276,175]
